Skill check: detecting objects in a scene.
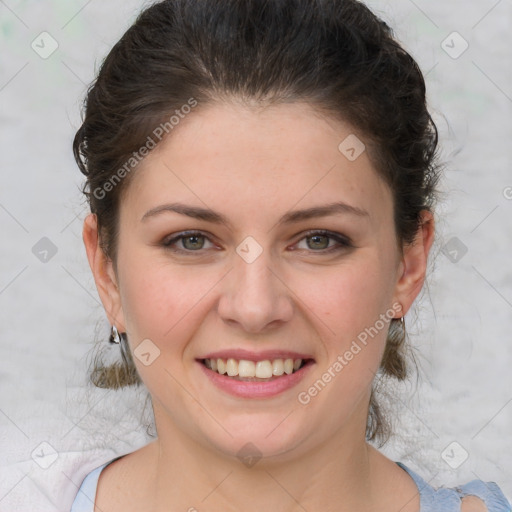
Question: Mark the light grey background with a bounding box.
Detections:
[0,1,511,510]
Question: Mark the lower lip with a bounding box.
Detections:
[197,360,315,399]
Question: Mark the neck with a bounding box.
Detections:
[143,408,383,511]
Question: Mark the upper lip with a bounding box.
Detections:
[198,349,315,362]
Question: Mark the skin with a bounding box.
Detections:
[83,101,438,512]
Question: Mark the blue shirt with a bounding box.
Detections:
[70,457,511,512]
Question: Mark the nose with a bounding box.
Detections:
[217,245,294,333]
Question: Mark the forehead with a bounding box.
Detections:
[121,101,392,226]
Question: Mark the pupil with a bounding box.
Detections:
[309,235,327,249]
[185,235,203,249]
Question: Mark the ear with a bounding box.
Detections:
[82,213,126,331]
[392,210,435,317]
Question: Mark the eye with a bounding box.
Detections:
[293,230,353,253]
[162,229,353,255]
[162,231,215,253]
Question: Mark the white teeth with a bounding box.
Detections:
[204,357,305,378]
[255,360,273,378]
[238,360,256,377]
[226,358,238,377]
[272,359,284,375]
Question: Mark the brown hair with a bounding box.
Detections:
[74,0,440,447]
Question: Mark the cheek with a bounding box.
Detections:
[117,252,187,344]
[300,251,397,393]
[296,277,389,418]
[308,255,395,334]
[117,251,222,353]
[116,257,204,402]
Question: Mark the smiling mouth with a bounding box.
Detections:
[200,357,312,381]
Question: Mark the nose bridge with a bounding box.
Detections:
[234,235,281,301]
[217,235,293,331]
[236,244,274,295]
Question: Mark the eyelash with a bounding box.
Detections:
[162,230,353,255]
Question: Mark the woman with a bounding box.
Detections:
[70,0,511,510]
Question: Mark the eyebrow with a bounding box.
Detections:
[141,201,369,227]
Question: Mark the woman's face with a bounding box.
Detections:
[85,101,432,462]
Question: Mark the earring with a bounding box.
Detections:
[398,303,405,327]
[109,325,121,344]
[399,315,406,343]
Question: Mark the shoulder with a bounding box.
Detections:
[461,495,491,512]
[394,460,511,512]
[70,460,114,512]
[94,443,156,512]
[455,479,512,512]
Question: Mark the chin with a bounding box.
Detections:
[198,412,311,465]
